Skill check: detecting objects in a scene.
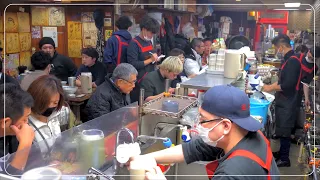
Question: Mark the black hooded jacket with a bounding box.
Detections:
[50,52,77,81]
[86,74,130,120]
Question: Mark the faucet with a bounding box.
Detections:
[136,135,172,148]
[113,128,135,174]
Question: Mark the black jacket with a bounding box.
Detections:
[0,74,19,87]
[50,52,77,81]
[86,74,130,120]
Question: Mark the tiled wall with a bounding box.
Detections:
[288,11,312,31]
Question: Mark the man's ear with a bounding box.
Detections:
[1,118,12,129]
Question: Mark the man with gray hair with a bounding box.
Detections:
[86,63,138,120]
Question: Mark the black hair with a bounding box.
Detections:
[0,83,34,123]
[203,38,212,43]
[31,51,51,71]
[116,16,133,30]
[271,34,291,48]
[169,48,185,56]
[295,45,309,54]
[81,47,99,59]
[17,66,27,75]
[0,47,3,52]
[0,60,2,72]
[140,15,160,34]
[191,38,203,50]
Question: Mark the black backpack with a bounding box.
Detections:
[174,34,190,51]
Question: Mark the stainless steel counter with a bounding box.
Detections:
[180,73,239,95]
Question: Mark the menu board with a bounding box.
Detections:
[68,21,82,40]
[19,33,31,51]
[82,22,97,48]
[5,33,20,53]
[68,39,82,58]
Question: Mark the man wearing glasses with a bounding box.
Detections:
[86,63,137,120]
[128,85,280,180]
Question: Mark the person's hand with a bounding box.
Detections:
[151,53,159,62]
[168,88,175,94]
[126,155,156,170]
[305,98,311,109]
[92,82,97,88]
[146,166,167,180]
[76,75,81,80]
[10,123,35,146]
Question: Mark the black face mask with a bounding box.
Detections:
[42,107,56,117]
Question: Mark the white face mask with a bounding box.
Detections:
[143,31,152,41]
[197,121,225,147]
[144,36,152,41]
[276,48,284,60]
[305,56,314,63]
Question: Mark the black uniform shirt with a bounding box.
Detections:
[182,132,280,180]
[278,50,301,97]
[140,69,166,100]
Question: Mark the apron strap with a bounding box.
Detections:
[115,35,129,65]
[225,131,273,180]
[137,72,148,84]
[132,38,153,53]
[282,54,303,91]
[227,149,272,180]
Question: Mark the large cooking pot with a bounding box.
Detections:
[227,35,251,50]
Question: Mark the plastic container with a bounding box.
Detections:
[250,98,271,125]
[216,59,224,64]
[215,64,224,71]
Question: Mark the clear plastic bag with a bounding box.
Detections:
[180,107,199,127]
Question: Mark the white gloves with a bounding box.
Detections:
[255,81,265,92]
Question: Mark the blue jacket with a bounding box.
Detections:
[104,30,132,65]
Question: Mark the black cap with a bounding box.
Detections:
[39,37,55,49]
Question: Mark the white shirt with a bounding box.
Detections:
[28,106,70,153]
[184,49,202,77]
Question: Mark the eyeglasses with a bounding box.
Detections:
[120,78,137,85]
[199,118,224,125]
[197,114,224,124]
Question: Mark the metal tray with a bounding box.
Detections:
[142,94,199,118]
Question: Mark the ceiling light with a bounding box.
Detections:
[236,0,241,1]
[274,9,299,11]
[284,3,301,7]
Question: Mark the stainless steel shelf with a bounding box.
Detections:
[142,94,199,119]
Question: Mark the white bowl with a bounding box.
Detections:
[63,86,78,94]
